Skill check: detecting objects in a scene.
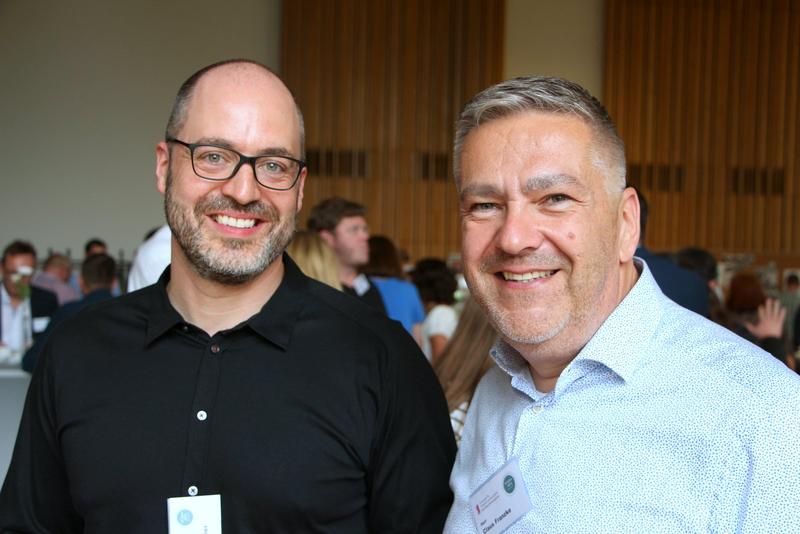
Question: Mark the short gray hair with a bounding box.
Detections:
[453,76,626,193]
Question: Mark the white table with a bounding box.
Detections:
[0,355,31,483]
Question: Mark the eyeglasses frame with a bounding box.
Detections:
[166,137,306,191]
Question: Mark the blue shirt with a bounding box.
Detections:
[371,277,425,335]
[445,259,800,533]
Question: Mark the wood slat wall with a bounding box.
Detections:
[282,0,504,262]
[605,0,800,272]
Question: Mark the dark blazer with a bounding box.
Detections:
[0,285,58,346]
[636,247,710,318]
[22,289,113,373]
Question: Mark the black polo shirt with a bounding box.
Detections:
[0,255,456,533]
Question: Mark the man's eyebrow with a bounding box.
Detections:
[522,173,585,193]
[459,183,503,201]
[192,138,296,158]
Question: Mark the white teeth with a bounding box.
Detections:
[214,215,256,228]
[502,270,556,281]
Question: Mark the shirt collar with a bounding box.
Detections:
[490,258,666,390]
[572,257,664,382]
[144,254,309,350]
[144,269,184,345]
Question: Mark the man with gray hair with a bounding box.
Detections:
[445,77,800,532]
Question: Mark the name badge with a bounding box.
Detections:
[469,458,532,534]
[167,494,222,534]
[32,317,50,333]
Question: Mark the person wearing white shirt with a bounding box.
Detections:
[445,76,800,533]
[127,224,172,292]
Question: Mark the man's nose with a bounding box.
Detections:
[221,162,262,205]
[495,205,545,256]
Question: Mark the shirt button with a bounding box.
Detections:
[196,410,207,421]
[187,485,198,496]
[210,344,220,354]
[532,405,544,414]
[181,325,189,332]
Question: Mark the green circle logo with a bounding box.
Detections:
[503,474,515,494]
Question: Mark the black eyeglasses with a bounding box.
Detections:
[166,137,306,191]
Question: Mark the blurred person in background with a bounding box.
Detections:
[286,230,342,290]
[411,258,458,362]
[308,197,386,313]
[127,224,172,292]
[0,240,58,354]
[723,271,788,365]
[84,238,107,257]
[23,253,117,373]
[363,235,425,343]
[433,297,496,446]
[779,274,800,353]
[674,246,725,324]
[634,189,709,317]
[31,253,80,305]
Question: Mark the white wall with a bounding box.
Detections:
[505,0,605,98]
[0,0,282,261]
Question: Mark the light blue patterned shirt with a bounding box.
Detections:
[445,260,800,533]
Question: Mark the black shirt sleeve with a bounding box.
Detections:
[366,328,456,533]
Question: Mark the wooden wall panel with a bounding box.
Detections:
[605,0,800,272]
[282,0,504,262]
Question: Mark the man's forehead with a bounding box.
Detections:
[180,65,300,146]
[3,253,35,269]
[337,216,367,229]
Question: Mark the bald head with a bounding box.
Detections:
[165,59,305,157]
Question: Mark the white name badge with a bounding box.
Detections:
[32,317,50,333]
[469,458,532,534]
[167,494,222,534]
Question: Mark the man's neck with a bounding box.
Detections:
[1,285,23,309]
[339,264,359,287]
[166,247,284,337]
[517,261,641,393]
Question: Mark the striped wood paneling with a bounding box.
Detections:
[605,0,800,271]
[282,0,504,262]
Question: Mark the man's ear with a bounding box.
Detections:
[617,187,640,263]
[295,167,307,212]
[319,229,336,248]
[155,141,170,194]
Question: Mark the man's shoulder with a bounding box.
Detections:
[48,287,152,343]
[303,279,409,340]
[654,303,800,405]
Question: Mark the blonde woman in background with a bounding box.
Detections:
[286,230,342,290]
[433,297,496,445]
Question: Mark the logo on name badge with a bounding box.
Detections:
[503,474,515,494]
[177,509,193,526]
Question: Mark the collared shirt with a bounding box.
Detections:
[343,274,387,314]
[445,259,800,533]
[0,285,31,352]
[127,224,172,292]
[1,255,456,533]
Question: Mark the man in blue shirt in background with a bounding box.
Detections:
[445,76,800,533]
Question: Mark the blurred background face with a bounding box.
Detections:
[2,253,36,299]
[331,216,370,268]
